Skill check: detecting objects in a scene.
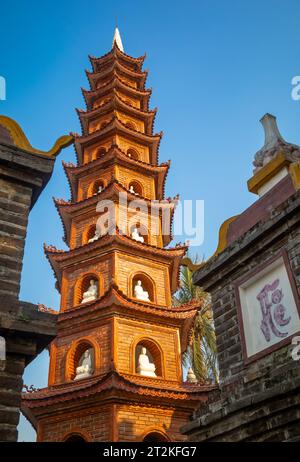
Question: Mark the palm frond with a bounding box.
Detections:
[174,255,219,383]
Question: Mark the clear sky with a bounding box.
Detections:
[1,0,300,441]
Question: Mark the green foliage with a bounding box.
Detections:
[174,261,219,383]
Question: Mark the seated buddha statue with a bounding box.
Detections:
[137,347,156,377]
[129,185,137,195]
[74,350,93,381]
[134,280,150,302]
[81,279,98,304]
[88,228,101,243]
[131,227,144,243]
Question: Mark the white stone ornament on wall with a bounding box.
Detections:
[236,251,300,362]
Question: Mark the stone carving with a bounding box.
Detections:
[253,113,300,173]
[134,280,150,302]
[131,227,144,243]
[74,350,93,381]
[137,347,156,377]
[257,278,291,342]
[186,367,197,383]
[81,279,98,304]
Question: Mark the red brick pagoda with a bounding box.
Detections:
[21,29,212,442]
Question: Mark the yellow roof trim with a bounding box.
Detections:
[247,152,289,194]
[0,115,73,157]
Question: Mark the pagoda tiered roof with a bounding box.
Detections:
[53,178,177,247]
[55,282,200,350]
[21,35,212,442]
[62,145,169,201]
[76,92,157,135]
[89,43,146,73]
[74,116,162,165]
[22,367,215,422]
[86,59,148,91]
[44,231,186,294]
[82,76,151,111]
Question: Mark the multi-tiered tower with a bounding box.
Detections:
[22,30,211,442]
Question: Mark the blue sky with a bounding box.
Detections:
[1,0,300,441]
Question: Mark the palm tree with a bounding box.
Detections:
[174,262,219,384]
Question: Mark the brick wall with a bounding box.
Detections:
[0,178,32,301]
[184,186,300,441]
[117,405,188,441]
[53,322,112,385]
[115,252,171,306]
[39,404,111,441]
[61,256,112,311]
[115,317,181,380]
[37,403,190,442]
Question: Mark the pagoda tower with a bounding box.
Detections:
[21,30,212,442]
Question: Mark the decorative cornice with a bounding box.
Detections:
[86,60,148,91]
[53,178,177,248]
[44,230,185,293]
[74,116,162,166]
[76,92,156,135]
[82,74,151,111]
[22,366,213,411]
[0,115,73,157]
[62,144,169,201]
[89,45,146,73]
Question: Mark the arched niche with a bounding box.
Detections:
[65,339,96,382]
[128,180,143,196]
[129,223,149,244]
[143,431,170,442]
[73,273,100,306]
[127,148,139,160]
[88,179,105,197]
[83,224,99,245]
[64,434,87,442]
[131,272,155,303]
[62,428,92,442]
[95,146,106,160]
[134,338,163,377]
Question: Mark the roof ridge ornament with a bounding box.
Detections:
[112,27,124,52]
[253,113,300,173]
[260,113,286,151]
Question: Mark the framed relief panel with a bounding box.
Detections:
[235,249,300,363]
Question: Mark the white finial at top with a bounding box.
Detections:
[112,27,124,52]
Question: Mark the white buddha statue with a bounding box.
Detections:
[134,280,150,302]
[131,227,144,243]
[74,350,93,381]
[137,347,156,377]
[88,228,101,243]
[81,279,98,304]
[129,185,137,195]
